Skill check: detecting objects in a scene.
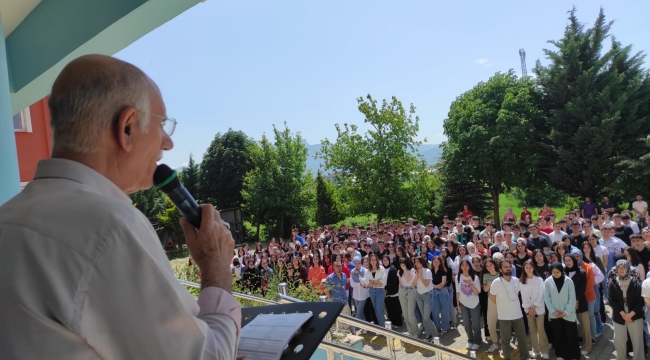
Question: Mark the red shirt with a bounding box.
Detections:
[539,209,554,217]
[462,210,474,222]
[520,211,531,221]
[539,226,553,234]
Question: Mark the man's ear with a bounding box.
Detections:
[116,107,139,151]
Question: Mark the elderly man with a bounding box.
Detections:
[0,55,240,359]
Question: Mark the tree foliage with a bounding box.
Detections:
[318,95,426,222]
[314,171,342,226]
[243,124,312,238]
[129,187,165,224]
[509,184,566,208]
[180,153,200,200]
[442,71,543,226]
[534,7,650,199]
[199,130,254,210]
[242,137,277,240]
[435,165,491,220]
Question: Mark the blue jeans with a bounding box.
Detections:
[432,288,450,331]
[416,290,438,337]
[368,288,386,327]
[447,285,457,326]
[353,298,367,332]
[587,300,597,341]
[460,302,482,344]
[594,285,603,335]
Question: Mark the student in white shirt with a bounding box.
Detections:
[490,259,528,360]
[365,254,386,327]
[350,256,370,334]
[520,260,550,359]
[548,222,567,245]
[414,256,438,339]
[456,259,482,350]
[587,234,609,269]
[398,258,419,337]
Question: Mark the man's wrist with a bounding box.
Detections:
[200,265,233,291]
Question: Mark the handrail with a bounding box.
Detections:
[275,294,473,360]
[179,279,474,360]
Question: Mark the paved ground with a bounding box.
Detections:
[354,305,633,360]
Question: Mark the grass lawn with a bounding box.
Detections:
[498,193,566,221]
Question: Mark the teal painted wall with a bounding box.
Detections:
[6,0,201,114]
[0,16,22,205]
[6,0,147,93]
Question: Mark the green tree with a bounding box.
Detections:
[268,124,312,236]
[314,170,342,226]
[129,187,165,224]
[509,184,566,208]
[435,165,491,220]
[534,7,650,198]
[157,196,184,244]
[242,124,311,238]
[318,95,426,222]
[242,137,277,240]
[442,71,543,227]
[199,130,254,210]
[180,153,200,200]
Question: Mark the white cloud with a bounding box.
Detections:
[474,58,489,65]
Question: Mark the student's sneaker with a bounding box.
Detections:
[581,350,589,356]
[487,343,499,352]
[471,344,480,350]
[529,351,538,358]
[466,343,473,350]
[541,353,549,359]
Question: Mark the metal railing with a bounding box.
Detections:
[179,279,474,360]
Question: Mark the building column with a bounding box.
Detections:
[0,16,22,205]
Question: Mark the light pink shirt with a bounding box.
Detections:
[0,159,240,359]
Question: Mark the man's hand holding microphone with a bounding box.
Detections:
[181,205,235,291]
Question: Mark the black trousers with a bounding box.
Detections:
[364,297,378,324]
[551,318,581,360]
[480,290,489,336]
[385,295,403,327]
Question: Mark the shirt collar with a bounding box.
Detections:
[33,158,133,205]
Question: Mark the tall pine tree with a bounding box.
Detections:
[315,171,342,226]
[534,7,650,199]
[180,154,200,200]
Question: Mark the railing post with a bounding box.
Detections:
[245,292,251,307]
[323,332,336,360]
[319,295,327,302]
[433,337,442,360]
[384,321,397,359]
[278,283,288,296]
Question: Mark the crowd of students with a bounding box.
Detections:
[230,201,650,360]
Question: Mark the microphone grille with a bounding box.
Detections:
[153,164,179,192]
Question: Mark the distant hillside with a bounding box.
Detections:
[305,142,442,175]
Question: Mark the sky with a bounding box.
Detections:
[114,1,650,169]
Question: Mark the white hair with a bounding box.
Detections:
[49,60,151,153]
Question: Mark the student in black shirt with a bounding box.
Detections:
[631,234,650,275]
[569,221,587,249]
[527,223,550,251]
[612,213,634,246]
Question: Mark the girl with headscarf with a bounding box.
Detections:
[563,253,591,355]
[608,260,645,360]
[544,262,580,360]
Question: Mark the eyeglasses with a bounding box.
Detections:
[150,114,177,136]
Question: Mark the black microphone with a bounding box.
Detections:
[154,164,203,228]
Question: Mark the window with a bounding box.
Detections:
[13,108,32,133]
